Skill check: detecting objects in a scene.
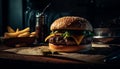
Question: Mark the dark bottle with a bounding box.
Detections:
[35,12,48,44]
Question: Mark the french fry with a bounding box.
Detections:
[29,32,36,37]
[18,32,30,37]
[29,34,35,37]
[18,27,30,34]
[4,32,19,38]
[16,28,19,32]
[30,32,36,35]
[7,26,15,33]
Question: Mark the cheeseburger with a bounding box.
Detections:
[45,16,93,52]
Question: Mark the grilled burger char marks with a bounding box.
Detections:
[48,35,92,46]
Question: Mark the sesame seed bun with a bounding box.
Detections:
[50,16,93,31]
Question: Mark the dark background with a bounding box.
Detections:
[0,0,120,36]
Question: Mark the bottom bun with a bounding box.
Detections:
[49,43,92,52]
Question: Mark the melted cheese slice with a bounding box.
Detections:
[72,35,84,45]
[45,33,84,45]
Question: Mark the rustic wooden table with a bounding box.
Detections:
[0,44,119,69]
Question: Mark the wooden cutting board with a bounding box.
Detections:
[3,46,105,64]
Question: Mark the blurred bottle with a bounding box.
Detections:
[35,12,48,44]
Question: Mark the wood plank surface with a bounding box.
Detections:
[0,45,107,64]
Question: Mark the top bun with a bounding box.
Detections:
[50,16,93,31]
